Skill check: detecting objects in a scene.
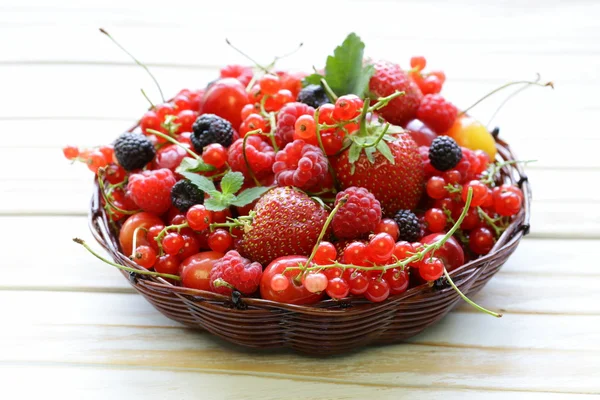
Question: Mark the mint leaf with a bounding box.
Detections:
[376,141,395,165]
[230,186,271,207]
[204,197,229,211]
[176,157,215,174]
[303,73,323,87]
[220,171,244,195]
[180,171,216,193]
[324,33,374,97]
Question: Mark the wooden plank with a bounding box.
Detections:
[1,365,594,400]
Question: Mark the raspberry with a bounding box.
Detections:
[369,60,423,126]
[191,114,234,153]
[393,209,421,242]
[332,187,382,239]
[170,179,204,212]
[275,102,314,148]
[113,133,156,171]
[228,137,275,179]
[127,168,177,214]
[209,250,262,295]
[296,84,330,109]
[416,94,458,134]
[220,65,253,87]
[272,140,328,190]
[429,136,462,171]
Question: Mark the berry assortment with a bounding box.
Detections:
[68,32,545,314]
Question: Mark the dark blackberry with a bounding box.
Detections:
[170,180,204,212]
[393,209,421,242]
[113,132,156,171]
[191,114,234,153]
[429,136,462,171]
[297,84,330,109]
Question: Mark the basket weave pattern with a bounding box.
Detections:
[89,138,530,355]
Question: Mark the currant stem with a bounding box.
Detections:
[100,28,165,103]
[241,130,263,187]
[154,222,189,255]
[304,195,348,268]
[368,90,405,112]
[320,78,338,102]
[442,268,502,318]
[225,38,269,72]
[267,113,279,152]
[97,169,140,215]
[73,238,181,281]
[477,207,503,237]
[460,78,553,117]
[314,108,339,192]
[140,88,156,109]
[130,226,148,258]
[147,129,201,160]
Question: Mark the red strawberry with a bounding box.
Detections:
[369,60,423,126]
[237,187,329,265]
[333,133,425,216]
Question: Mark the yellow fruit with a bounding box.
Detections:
[446,115,497,160]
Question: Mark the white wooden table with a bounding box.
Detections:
[1,1,599,398]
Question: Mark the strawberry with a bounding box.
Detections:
[236,187,329,266]
[333,132,425,217]
[369,60,423,127]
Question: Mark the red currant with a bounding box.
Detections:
[326,277,350,299]
[443,170,461,185]
[154,254,180,275]
[419,257,444,281]
[462,180,489,207]
[344,269,369,295]
[186,205,211,231]
[313,241,337,265]
[333,95,362,121]
[162,232,185,255]
[460,207,481,230]
[245,113,266,132]
[375,219,399,241]
[273,89,294,108]
[270,273,290,291]
[304,272,328,293]
[176,109,198,133]
[132,245,157,268]
[259,74,280,96]
[426,176,448,199]
[241,104,257,121]
[140,110,161,134]
[366,233,395,264]
[317,104,336,125]
[147,224,165,252]
[155,103,176,120]
[104,163,126,184]
[320,131,344,155]
[87,151,108,173]
[364,279,390,302]
[211,209,232,224]
[294,115,317,141]
[424,208,447,233]
[469,226,495,255]
[178,234,201,260]
[392,241,414,261]
[383,268,409,295]
[494,191,522,216]
[429,70,446,84]
[207,229,233,253]
[173,94,191,111]
[99,145,114,162]
[420,75,442,95]
[202,143,228,168]
[342,241,368,266]
[62,145,79,160]
[323,267,343,280]
[410,56,427,71]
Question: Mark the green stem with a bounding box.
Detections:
[140,88,156,109]
[97,169,140,215]
[147,129,201,160]
[368,91,404,112]
[304,195,348,268]
[443,268,502,318]
[154,222,189,255]
[242,130,263,187]
[362,123,389,148]
[225,38,269,73]
[477,207,502,237]
[73,238,181,281]
[267,113,279,152]
[314,108,339,193]
[320,78,338,102]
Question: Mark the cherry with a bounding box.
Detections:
[383,268,409,295]
[326,277,350,299]
[313,241,337,265]
[259,74,281,96]
[469,226,495,255]
[155,254,180,275]
[162,232,185,255]
[304,272,328,293]
[186,205,211,231]
[62,145,79,160]
[426,176,448,199]
[202,143,228,168]
[180,251,224,290]
[344,269,369,295]
[366,233,395,264]
[132,245,157,268]
[260,256,325,305]
[424,208,447,233]
[375,218,399,241]
[201,78,249,129]
[364,279,390,302]
[420,233,465,272]
[462,180,489,207]
[119,212,163,256]
[342,241,368,266]
[419,257,444,281]
[207,229,233,253]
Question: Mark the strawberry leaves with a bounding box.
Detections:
[304,33,374,98]
[181,171,271,211]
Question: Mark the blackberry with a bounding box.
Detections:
[429,136,462,171]
[113,132,156,171]
[191,114,234,153]
[170,180,204,212]
[297,84,330,109]
[393,209,421,242]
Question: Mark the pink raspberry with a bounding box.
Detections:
[209,250,263,295]
[127,168,177,214]
[332,187,382,239]
[275,102,314,148]
[272,140,328,191]
[416,94,458,134]
[228,136,275,179]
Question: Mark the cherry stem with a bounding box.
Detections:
[320,78,338,102]
[304,195,349,268]
[140,88,155,109]
[241,130,263,186]
[486,74,541,127]
[442,268,502,318]
[225,38,269,73]
[147,129,201,160]
[460,77,553,117]
[73,238,181,281]
[97,169,140,215]
[99,28,165,103]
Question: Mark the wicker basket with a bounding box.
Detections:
[88,136,530,355]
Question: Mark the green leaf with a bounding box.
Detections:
[219,171,244,195]
[176,157,216,174]
[348,142,362,164]
[323,33,374,97]
[364,146,376,164]
[303,73,324,87]
[376,140,395,165]
[204,197,228,211]
[230,186,272,207]
[180,171,216,193]
[386,124,404,134]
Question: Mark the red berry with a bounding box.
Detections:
[220,64,253,86]
[424,208,447,233]
[178,234,201,261]
[326,277,350,299]
[333,95,362,121]
[469,226,495,255]
[443,169,462,184]
[208,229,234,253]
[201,78,249,129]
[275,102,315,148]
[426,176,448,199]
[460,207,481,230]
[104,163,126,184]
[494,191,522,216]
[127,169,177,214]
[270,274,290,292]
[210,209,232,224]
[176,109,198,133]
[332,187,382,239]
[342,241,369,266]
[410,56,427,71]
[320,130,345,156]
[416,94,458,134]
[272,140,328,191]
[140,110,162,135]
[344,269,369,295]
[244,113,267,133]
[304,272,328,293]
[202,143,228,168]
[228,136,275,179]
[313,241,337,265]
[420,75,442,95]
[155,254,180,275]
[173,94,191,111]
[260,256,324,304]
[87,151,108,173]
[186,205,212,231]
[155,144,188,172]
[366,233,395,264]
[462,180,489,208]
[147,224,165,251]
[317,103,336,125]
[429,71,446,84]
[364,279,390,302]
[155,103,176,121]
[375,218,399,241]
[241,104,258,121]
[273,89,294,108]
[132,245,157,268]
[383,268,409,294]
[294,115,317,141]
[209,250,262,295]
[62,145,79,160]
[392,241,414,261]
[162,232,185,255]
[259,74,280,96]
[419,257,444,281]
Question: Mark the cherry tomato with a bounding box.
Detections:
[179,251,225,291]
[260,256,325,305]
[119,212,163,256]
